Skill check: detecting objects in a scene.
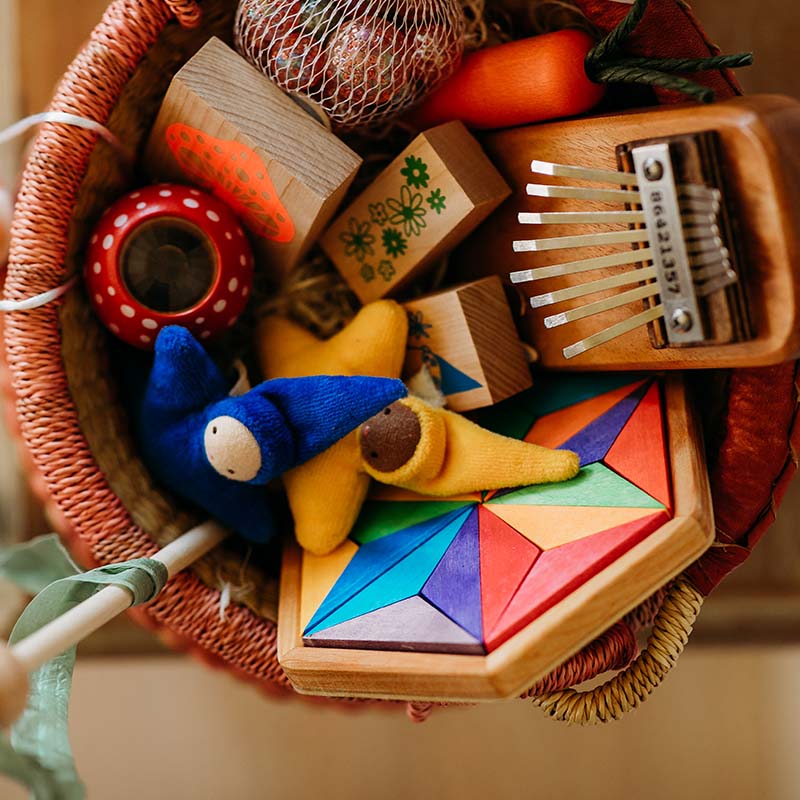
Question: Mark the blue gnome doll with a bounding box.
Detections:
[138,326,407,543]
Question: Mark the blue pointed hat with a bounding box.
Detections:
[145,325,408,484]
[211,374,408,482]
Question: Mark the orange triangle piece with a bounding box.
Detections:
[605,382,671,508]
[485,505,662,550]
[486,511,669,651]
[478,506,540,641]
[300,540,359,629]
[525,380,646,449]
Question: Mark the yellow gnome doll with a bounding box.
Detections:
[257,303,578,554]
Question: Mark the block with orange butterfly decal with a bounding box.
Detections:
[144,37,362,278]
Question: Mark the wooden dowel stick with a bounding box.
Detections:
[0,521,229,726]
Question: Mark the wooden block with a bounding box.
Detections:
[525,380,646,450]
[486,511,670,651]
[485,505,662,551]
[478,505,540,640]
[144,37,362,279]
[488,462,665,510]
[559,381,650,466]
[299,541,358,631]
[320,122,510,304]
[306,596,484,655]
[403,276,532,411]
[606,382,672,508]
[421,508,482,640]
[306,508,471,635]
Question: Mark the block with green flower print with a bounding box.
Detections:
[321,122,510,304]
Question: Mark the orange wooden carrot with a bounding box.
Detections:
[406,29,606,131]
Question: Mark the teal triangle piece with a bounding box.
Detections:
[471,387,539,440]
[435,354,482,395]
[487,462,665,509]
[306,507,473,635]
[529,373,647,418]
[351,499,474,545]
[305,507,470,634]
[471,373,642,441]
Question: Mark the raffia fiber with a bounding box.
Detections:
[3,0,699,717]
[532,578,703,724]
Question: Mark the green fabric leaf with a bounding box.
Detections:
[0,535,81,595]
[0,536,168,799]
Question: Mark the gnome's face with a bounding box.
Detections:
[204,416,262,482]
[201,394,294,486]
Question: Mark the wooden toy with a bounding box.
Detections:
[278,372,713,701]
[84,184,254,348]
[403,276,532,411]
[406,30,605,132]
[320,122,510,304]
[144,37,362,278]
[456,95,800,370]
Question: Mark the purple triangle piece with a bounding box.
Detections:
[421,506,482,640]
[559,381,650,466]
[305,596,484,655]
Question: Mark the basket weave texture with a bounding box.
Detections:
[3,0,799,719]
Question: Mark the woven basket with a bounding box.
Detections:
[3,0,799,723]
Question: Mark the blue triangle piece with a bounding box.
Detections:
[435,354,482,395]
[421,507,482,640]
[559,381,651,466]
[304,507,469,635]
[306,507,472,635]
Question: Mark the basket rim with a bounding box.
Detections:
[2,0,292,693]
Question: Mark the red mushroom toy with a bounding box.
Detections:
[85,184,254,349]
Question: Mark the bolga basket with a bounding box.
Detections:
[2,0,799,724]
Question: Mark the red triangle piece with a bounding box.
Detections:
[486,511,669,651]
[605,382,672,509]
[478,505,541,644]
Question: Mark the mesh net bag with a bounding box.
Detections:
[234,0,467,130]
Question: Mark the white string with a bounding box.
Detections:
[0,111,132,163]
[1,112,131,313]
[0,277,78,312]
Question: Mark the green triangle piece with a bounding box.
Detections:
[487,462,665,509]
[351,499,474,545]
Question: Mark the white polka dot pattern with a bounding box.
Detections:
[85,183,255,351]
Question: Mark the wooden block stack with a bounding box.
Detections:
[403,276,532,411]
[321,122,510,304]
[144,37,362,279]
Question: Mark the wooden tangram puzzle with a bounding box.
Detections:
[279,373,713,701]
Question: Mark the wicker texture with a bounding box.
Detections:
[3,0,797,721]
